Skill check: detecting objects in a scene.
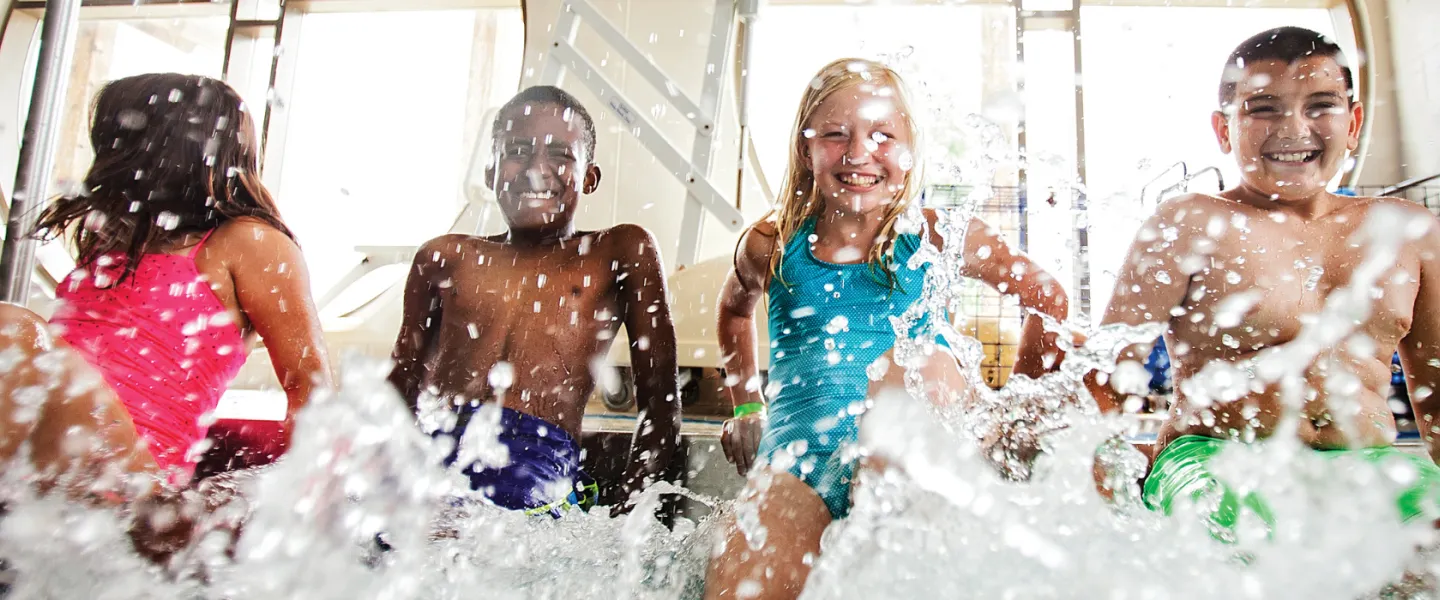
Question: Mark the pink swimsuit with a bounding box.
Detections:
[50,230,247,479]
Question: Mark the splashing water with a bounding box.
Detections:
[795,195,1438,598]
[3,203,1436,598]
[0,97,1436,598]
[0,355,723,599]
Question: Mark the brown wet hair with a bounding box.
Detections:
[32,72,294,283]
[1219,26,1355,111]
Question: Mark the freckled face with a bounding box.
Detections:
[804,85,915,215]
[1213,56,1362,202]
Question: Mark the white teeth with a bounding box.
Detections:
[1267,152,1316,163]
[839,173,880,187]
[519,191,555,199]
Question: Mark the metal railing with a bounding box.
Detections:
[1378,172,1440,197]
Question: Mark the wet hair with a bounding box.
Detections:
[1219,26,1355,110]
[762,58,923,291]
[31,73,293,284]
[490,85,597,162]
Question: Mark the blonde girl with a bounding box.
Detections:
[705,58,1069,600]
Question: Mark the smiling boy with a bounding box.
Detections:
[388,86,680,515]
[1089,27,1440,532]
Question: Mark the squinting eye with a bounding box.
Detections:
[871,132,891,143]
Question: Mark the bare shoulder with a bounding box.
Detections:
[412,232,496,266]
[1361,195,1438,221]
[421,232,489,254]
[1359,197,1440,252]
[595,223,661,257]
[209,216,298,252]
[738,218,780,264]
[724,217,781,292]
[1133,194,1238,247]
[1152,193,1235,226]
[203,217,302,271]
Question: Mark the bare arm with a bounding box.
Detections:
[718,223,777,475]
[388,236,453,413]
[226,220,335,442]
[1083,201,1197,413]
[1398,215,1440,464]
[943,213,1070,377]
[613,225,682,506]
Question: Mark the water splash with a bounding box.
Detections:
[802,391,1421,600]
[803,185,1437,597]
[0,356,718,599]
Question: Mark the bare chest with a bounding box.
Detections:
[1173,219,1419,357]
[441,249,625,347]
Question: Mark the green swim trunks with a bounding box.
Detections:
[1144,435,1440,535]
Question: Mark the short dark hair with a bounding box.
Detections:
[491,85,597,161]
[1218,26,1355,110]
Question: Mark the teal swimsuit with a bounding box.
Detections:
[759,218,933,519]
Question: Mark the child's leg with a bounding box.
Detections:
[854,346,971,480]
[704,469,833,600]
[0,302,156,501]
[865,346,973,409]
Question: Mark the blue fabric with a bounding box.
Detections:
[759,218,934,519]
[1146,337,1172,393]
[440,406,596,517]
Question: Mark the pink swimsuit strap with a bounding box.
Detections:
[51,229,248,481]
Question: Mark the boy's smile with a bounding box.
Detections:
[1213,55,1361,204]
[488,102,601,240]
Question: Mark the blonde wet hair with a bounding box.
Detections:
[765,57,924,289]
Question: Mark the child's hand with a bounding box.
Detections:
[721,414,765,475]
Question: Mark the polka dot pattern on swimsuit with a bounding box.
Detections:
[50,229,248,479]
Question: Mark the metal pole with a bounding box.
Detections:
[733,0,760,210]
[1069,4,1090,318]
[0,0,82,305]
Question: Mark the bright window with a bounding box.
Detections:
[746,5,1017,191]
[271,8,523,297]
[44,16,230,192]
[8,13,230,306]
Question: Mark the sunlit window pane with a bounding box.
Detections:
[273,9,523,297]
[226,27,277,125]
[1022,0,1073,11]
[747,5,1014,193]
[1019,28,1079,306]
[48,17,229,194]
[236,0,283,21]
[24,15,228,305]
